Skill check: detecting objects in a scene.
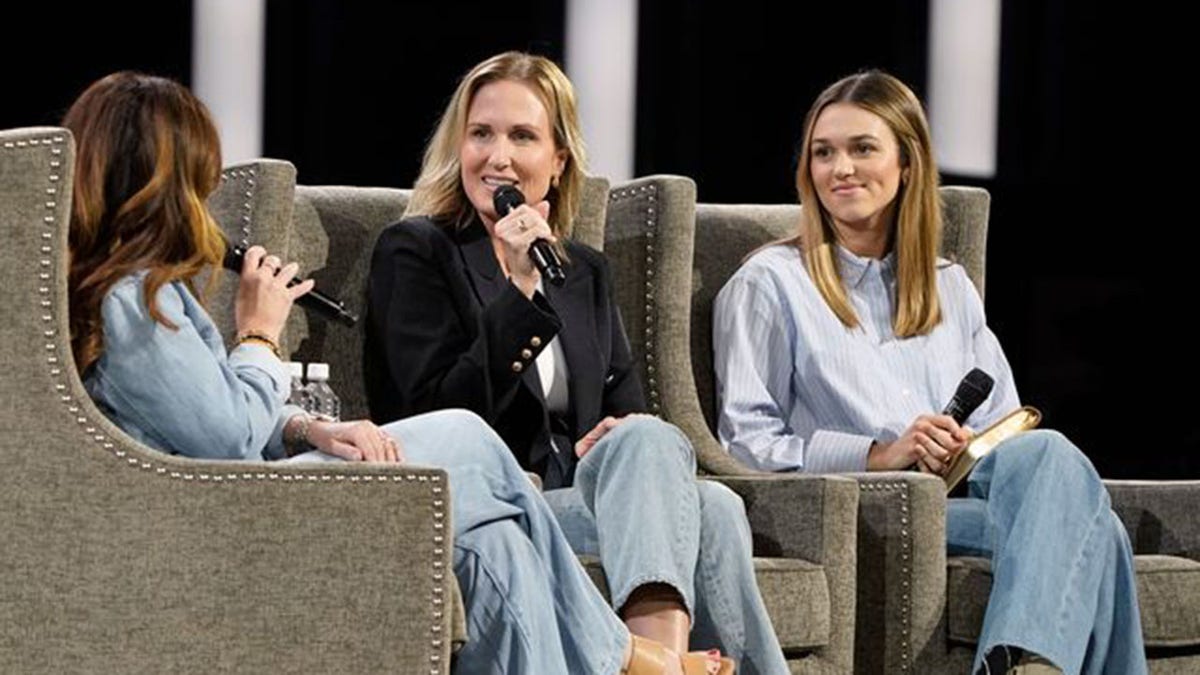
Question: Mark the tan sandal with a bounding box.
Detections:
[625,635,736,675]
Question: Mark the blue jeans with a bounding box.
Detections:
[295,409,629,674]
[543,416,789,675]
[947,430,1147,675]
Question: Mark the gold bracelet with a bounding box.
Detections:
[236,331,281,358]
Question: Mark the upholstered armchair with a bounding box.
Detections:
[676,182,1200,673]
[580,176,860,674]
[0,128,455,674]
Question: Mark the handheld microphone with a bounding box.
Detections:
[942,368,995,424]
[492,185,566,287]
[222,245,359,327]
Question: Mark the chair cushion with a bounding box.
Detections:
[947,554,1200,648]
[579,555,831,651]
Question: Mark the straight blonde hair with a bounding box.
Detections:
[406,51,587,251]
[790,70,943,337]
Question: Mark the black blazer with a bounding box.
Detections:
[365,215,645,488]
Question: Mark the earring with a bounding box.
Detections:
[551,174,561,188]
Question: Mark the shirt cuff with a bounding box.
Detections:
[805,430,874,473]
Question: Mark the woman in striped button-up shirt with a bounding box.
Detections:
[714,70,1145,675]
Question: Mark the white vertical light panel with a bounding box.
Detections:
[193,0,266,164]
[928,0,1001,177]
[565,0,638,182]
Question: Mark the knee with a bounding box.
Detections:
[398,408,516,472]
[1107,510,1133,553]
[696,480,751,542]
[427,408,494,436]
[996,429,1105,501]
[1003,429,1094,474]
[1027,429,1079,458]
[383,407,493,439]
[605,415,695,471]
[439,408,508,453]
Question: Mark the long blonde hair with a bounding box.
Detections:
[405,51,587,244]
[64,72,226,373]
[791,70,942,337]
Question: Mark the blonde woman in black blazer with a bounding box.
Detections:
[366,52,785,675]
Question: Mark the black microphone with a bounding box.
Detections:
[222,245,359,327]
[492,185,566,287]
[942,368,995,424]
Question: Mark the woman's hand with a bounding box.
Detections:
[234,245,314,343]
[574,415,627,459]
[306,418,404,463]
[573,414,656,459]
[492,201,554,299]
[868,414,971,474]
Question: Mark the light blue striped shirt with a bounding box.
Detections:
[713,244,1019,473]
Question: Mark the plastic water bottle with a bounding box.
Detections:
[305,362,341,421]
[285,361,310,410]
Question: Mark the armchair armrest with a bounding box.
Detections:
[5,426,457,673]
[850,471,948,674]
[1106,479,1200,559]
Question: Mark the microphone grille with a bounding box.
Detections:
[492,185,525,216]
[957,368,995,409]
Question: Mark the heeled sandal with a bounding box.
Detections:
[624,634,736,675]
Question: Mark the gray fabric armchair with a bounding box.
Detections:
[586,175,861,674]
[1,130,455,673]
[680,184,1200,673]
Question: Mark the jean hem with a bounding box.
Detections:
[611,572,696,622]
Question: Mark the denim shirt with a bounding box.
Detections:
[713,244,1020,473]
[84,272,296,461]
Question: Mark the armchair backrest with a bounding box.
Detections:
[288,184,413,420]
[206,159,303,351]
[598,175,753,475]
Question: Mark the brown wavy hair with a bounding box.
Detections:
[64,72,226,373]
[791,70,943,337]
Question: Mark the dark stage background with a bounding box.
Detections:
[4,1,1193,479]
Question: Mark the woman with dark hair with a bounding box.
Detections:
[66,71,704,675]
[367,52,785,674]
[714,70,1146,675]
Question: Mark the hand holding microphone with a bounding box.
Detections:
[223,244,359,329]
[492,185,566,296]
[868,368,995,473]
[227,245,310,346]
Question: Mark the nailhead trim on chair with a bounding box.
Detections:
[8,135,449,674]
[860,480,914,672]
[608,183,661,414]
[219,166,257,248]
